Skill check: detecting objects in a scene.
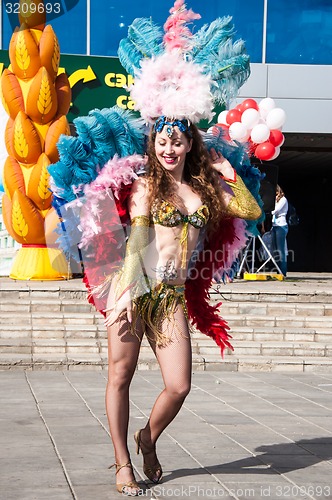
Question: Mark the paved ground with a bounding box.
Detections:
[1,370,332,500]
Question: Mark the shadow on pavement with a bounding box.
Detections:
[161,437,332,482]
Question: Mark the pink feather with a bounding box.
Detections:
[131,52,214,124]
[78,154,146,249]
[163,0,201,52]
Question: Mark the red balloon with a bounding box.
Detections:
[241,98,259,111]
[269,129,284,147]
[213,123,230,141]
[235,104,245,113]
[255,142,276,161]
[226,109,242,125]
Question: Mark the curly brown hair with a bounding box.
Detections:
[145,124,227,234]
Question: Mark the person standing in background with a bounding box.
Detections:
[271,184,288,276]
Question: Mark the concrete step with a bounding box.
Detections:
[1,351,332,372]
[196,340,332,357]
[2,335,332,360]
[0,324,101,339]
[0,350,212,371]
[1,310,331,327]
[0,298,95,313]
[219,314,332,329]
[2,279,332,299]
[0,311,103,325]
[200,354,332,373]
[210,289,332,304]
[213,301,332,316]
[1,277,332,370]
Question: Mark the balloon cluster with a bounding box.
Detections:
[214,98,286,161]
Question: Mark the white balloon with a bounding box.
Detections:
[207,126,215,134]
[241,108,260,129]
[217,110,229,125]
[250,123,270,144]
[266,108,287,129]
[259,97,276,114]
[229,122,249,142]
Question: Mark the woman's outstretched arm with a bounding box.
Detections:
[210,148,262,220]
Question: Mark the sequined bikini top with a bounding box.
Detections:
[150,200,210,268]
[150,200,210,229]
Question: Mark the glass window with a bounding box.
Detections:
[1,0,86,55]
[50,0,87,54]
[267,0,332,64]
[90,0,264,63]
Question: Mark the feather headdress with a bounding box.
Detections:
[118,0,250,124]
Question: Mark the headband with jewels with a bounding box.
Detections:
[118,0,251,127]
[154,116,192,138]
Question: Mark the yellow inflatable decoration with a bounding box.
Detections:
[0,0,71,280]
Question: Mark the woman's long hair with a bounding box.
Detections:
[276,184,285,202]
[146,124,227,234]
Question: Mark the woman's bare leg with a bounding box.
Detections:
[106,312,143,490]
[139,305,192,477]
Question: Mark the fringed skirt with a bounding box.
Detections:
[134,281,188,347]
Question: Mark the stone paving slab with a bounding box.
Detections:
[1,370,332,499]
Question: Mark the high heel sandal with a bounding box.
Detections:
[110,462,141,496]
[134,429,163,484]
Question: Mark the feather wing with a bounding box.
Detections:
[48,106,146,290]
[49,106,146,203]
[185,217,247,356]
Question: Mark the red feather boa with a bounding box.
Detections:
[185,217,240,356]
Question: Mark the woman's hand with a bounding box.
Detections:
[103,290,133,327]
[210,148,235,180]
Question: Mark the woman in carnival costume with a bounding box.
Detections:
[50,1,263,495]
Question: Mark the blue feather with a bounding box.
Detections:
[118,39,144,76]
[100,107,146,157]
[118,17,163,74]
[192,17,235,61]
[54,200,83,262]
[49,105,146,206]
[191,17,250,104]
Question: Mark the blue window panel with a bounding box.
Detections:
[2,2,13,49]
[90,0,264,63]
[49,0,87,55]
[267,0,332,64]
[1,0,86,55]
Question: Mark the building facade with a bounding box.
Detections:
[1,0,331,271]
